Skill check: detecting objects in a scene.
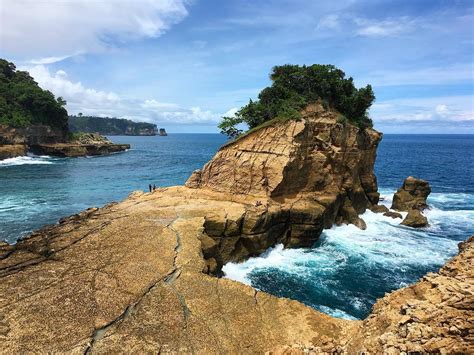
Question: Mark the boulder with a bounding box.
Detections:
[383,211,403,219]
[369,204,389,214]
[401,209,428,228]
[391,176,431,211]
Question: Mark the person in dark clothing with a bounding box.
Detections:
[149,184,152,192]
[153,184,156,191]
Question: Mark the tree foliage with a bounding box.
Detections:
[0,59,68,131]
[69,115,158,135]
[219,64,375,138]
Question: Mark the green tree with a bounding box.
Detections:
[0,58,68,131]
[219,64,375,138]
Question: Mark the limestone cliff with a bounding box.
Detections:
[187,103,382,269]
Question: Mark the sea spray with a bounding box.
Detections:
[223,191,474,320]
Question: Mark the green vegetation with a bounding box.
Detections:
[0,59,68,131]
[219,64,375,138]
[69,115,158,135]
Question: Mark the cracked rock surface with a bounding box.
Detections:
[1,189,472,353]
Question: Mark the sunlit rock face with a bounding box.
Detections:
[187,103,382,261]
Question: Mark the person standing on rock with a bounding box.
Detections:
[153,184,156,191]
[149,184,152,193]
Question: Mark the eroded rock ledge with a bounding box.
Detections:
[0,189,472,353]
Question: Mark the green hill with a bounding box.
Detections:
[69,116,158,136]
[0,59,68,132]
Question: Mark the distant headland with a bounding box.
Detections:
[0,59,130,160]
[69,115,167,136]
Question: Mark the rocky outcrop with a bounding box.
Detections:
[2,104,470,352]
[0,188,471,353]
[0,125,129,159]
[186,103,381,266]
[0,144,27,160]
[384,210,403,219]
[0,124,67,145]
[392,176,431,211]
[30,142,130,157]
[159,128,168,136]
[69,132,112,145]
[401,209,429,228]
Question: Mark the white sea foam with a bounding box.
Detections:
[223,191,473,319]
[0,155,55,166]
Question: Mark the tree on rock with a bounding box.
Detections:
[219,64,375,138]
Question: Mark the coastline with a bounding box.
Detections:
[1,108,472,352]
[1,187,472,353]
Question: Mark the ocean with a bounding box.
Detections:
[1,134,473,320]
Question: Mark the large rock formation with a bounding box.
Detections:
[187,103,381,258]
[392,176,431,211]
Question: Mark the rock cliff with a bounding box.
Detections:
[187,103,381,268]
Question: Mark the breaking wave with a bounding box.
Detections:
[0,154,56,167]
[223,191,474,320]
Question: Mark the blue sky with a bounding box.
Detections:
[1,0,473,133]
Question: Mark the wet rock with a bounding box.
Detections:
[401,209,429,228]
[370,204,389,214]
[391,176,431,211]
[383,211,403,219]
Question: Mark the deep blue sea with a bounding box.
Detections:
[1,134,473,320]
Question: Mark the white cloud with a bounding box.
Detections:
[317,14,340,30]
[355,17,417,37]
[371,96,474,123]
[24,64,224,125]
[356,63,474,86]
[28,54,79,65]
[1,0,188,58]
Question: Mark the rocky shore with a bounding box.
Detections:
[0,125,129,159]
[1,104,472,353]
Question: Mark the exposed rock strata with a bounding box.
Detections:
[1,105,472,352]
[0,189,472,353]
[0,144,27,160]
[187,103,381,264]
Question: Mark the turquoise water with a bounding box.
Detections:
[1,134,473,320]
[224,134,474,319]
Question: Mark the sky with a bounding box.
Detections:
[0,0,473,133]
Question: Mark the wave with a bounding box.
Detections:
[223,191,474,320]
[0,155,55,166]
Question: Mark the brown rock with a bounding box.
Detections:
[401,209,429,228]
[1,191,471,353]
[383,210,403,219]
[391,176,431,211]
[30,142,130,157]
[369,204,389,214]
[0,144,27,160]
